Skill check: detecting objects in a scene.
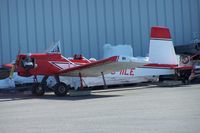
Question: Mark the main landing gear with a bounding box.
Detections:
[32,83,46,96]
[32,75,70,96]
[54,82,69,96]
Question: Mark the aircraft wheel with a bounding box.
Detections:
[32,84,46,96]
[54,82,69,96]
[0,68,10,80]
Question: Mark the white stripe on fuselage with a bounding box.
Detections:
[49,61,76,70]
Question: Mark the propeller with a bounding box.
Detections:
[8,48,21,79]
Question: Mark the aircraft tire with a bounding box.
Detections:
[54,82,69,96]
[32,84,45,96]
[0,67,10,80]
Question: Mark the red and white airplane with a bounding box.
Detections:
[14,46,147,96]
[3,26,194,96]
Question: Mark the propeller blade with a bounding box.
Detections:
[9,47,21,79]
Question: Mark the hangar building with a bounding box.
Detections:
[0,0,200,64]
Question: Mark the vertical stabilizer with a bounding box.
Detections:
[149,26,178,65]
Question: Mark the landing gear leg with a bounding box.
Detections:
[101,72,107,89]
[79,73,84,90]
[32,75,48,96]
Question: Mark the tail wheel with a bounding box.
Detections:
[32,84,46,96]
[54,82,69,96]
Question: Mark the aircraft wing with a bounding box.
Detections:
[59,56,148,77]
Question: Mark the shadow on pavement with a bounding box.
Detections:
[93,84,157,93]
[37,94,121,101]
[0,92,121,102]
[0,93,33,102]
[0,83,153,102]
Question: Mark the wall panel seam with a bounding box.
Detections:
[7,0,12,60]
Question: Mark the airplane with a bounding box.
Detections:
[0,43,156,90]
[13,46,147,96]
[1,26,197,95]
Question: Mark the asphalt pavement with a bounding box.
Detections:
[0,84,200,133]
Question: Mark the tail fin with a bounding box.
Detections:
[149,26,178,65]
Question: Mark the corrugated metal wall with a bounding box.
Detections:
[0,0,200,64]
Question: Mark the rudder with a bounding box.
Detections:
[149,26,178,65]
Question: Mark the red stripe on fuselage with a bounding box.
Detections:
[143,63,192,69]
[144,64,178,68]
